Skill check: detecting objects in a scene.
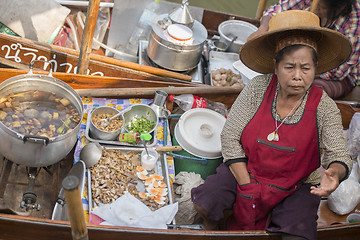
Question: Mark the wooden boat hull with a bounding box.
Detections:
[0,70,359,240]
[1,212,360,240]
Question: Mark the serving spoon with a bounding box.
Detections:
[100,112,122,127]
[80,142,103,216]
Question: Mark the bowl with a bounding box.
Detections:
[89,106,123,141]
[123,104,158,134]
[218,20,258,53]
[346,213,360,223]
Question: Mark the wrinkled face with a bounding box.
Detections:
[274,46,316,97]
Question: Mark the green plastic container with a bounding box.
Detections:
[172,135,223,180]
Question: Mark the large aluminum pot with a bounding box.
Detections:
[0,70,83,167]
[147,14,207,71]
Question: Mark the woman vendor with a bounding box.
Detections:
[191,10,353,240]
[249,0,360,99]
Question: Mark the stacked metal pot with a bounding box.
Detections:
[147,0,208,71]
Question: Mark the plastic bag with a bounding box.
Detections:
[92,6,111,50]
[174,171,204,224]
[347,112,360,159]
[328,161,360,215]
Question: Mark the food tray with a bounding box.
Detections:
[85,110,157,147]
[88,146,174,211]
[209,51,250,86]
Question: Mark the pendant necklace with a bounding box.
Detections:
[267,93,305,142]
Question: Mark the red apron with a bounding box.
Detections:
[228,75,322,230]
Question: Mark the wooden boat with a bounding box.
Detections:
[0,67,359,240]
[0,1,360,239]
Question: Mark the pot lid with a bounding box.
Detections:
[174,108,226,159]
[168,0,194,28]
[167,24,193,41]
[152,14,207,46]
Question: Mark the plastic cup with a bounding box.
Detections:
[346,213,360,223]
[141,149,159,170]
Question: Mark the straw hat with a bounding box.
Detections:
[239,10,352,74]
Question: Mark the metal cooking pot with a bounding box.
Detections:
[147,14,207,71]
[0,67,83,167]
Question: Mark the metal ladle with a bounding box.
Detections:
[79,142,103,214]
[224,36,238,52]
[80,142,103,168]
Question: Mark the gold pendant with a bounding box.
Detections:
[267,132,275,141]
[267,131,279,141]
[273,132,279,141]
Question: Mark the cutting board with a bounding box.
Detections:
[0,0,70,43]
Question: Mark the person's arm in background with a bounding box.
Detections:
[319,4,360,84]
[248,0,312,40]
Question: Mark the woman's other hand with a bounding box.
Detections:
[229,162,251,185]
[310,163,347,197]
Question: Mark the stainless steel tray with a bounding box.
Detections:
[84,111,157,147]
[88,146,174,211]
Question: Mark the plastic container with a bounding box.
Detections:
[172,108,226,179]
[346,213,360,223]
[141,149,159,170]
[172,136,222,179]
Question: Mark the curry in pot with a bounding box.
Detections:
[0,90,81,138]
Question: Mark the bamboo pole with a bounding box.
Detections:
[256,0,269,20]
[75,86,242,97]
[77,0,101,75]
[63,175,88,240]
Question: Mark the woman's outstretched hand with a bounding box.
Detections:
[310,168,339,196]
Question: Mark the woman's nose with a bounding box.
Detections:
[293,69,302,80]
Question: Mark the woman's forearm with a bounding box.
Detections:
[229,162,251,185]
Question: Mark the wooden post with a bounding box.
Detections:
[63,175,88,240]
[310,0,320,13]
[77,0,101,75]
[256,0,269,20]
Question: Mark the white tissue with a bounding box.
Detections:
[92,192,178,229]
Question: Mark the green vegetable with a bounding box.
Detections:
[127,116,155,134]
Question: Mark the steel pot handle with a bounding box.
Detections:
[29,60,54,77]
[22,135,50,146]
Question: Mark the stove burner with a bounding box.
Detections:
[20,167,41,211]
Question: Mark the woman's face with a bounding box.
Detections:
[274,46,316,97]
